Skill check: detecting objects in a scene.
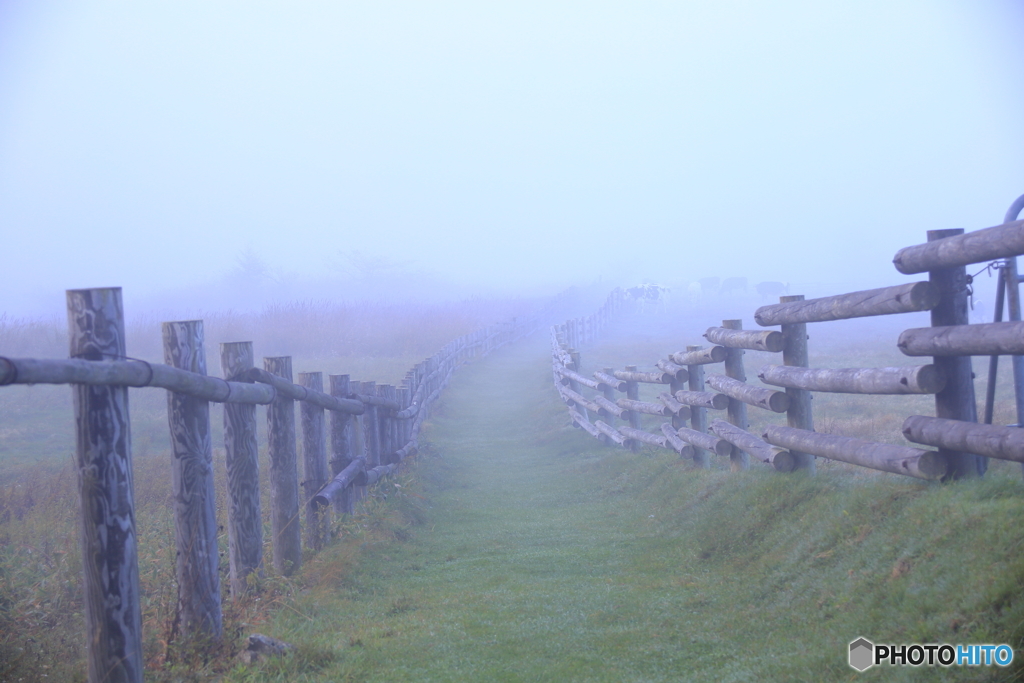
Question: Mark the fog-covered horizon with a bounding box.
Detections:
[2,1,1023,319]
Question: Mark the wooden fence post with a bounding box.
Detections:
[220,341,263,596]
[299,372,329,552]
[624,364,642,452]
[67,287,143,683]
[349,383,368,507]
[685,345,710,469]
[778,296,815,473]
[162,320,223,639]
[328,374,354,514]
[378,384,394,462]
[264,356,302,576]
[722,320,750,471]
[361,381,380,467]
[928,229,986,477]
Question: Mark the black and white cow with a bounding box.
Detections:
[625,283,671,313]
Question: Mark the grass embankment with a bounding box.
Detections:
[235,332,1024,682]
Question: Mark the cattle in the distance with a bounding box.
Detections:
[756,281,790,300]
[697,276,720,296]
[624,283,671,313]
[719,277,747,295]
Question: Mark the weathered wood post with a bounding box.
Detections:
[928,229,986,477]
[349,383,368,507]
[361,381,380,467]
[162,320,223,639]
[624,364,642,452]
[329,374,354,514]
[264,356,302,576]
[722,320,750,471]
[299,372,329,552]
[778,296,815,473]
[67,287,143,683]
[378,384,395,462]
[685,345,710,469]
[400,380,413,447]
[565,351,590,423]
[219,342,263,597]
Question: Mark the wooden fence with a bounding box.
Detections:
[552,210,1024,484]
[0,287,552,683]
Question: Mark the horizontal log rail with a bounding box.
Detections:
[616,397,674,417]
[654,359,688,382]
[593,371,626,392]
[0,356,275,404]
[753,282,938,326]
[704,327,783,352]
[569,408,602,438]
[902,416,1024,464]
[763,425,948,480]
[358,464,397,488]
[673,389,729,410]
[555,366,602,389]
[669,346,726,365]
[758,364,946,395]
[612,369,674,384]
[706,374,789,413]
[898,321,1024,357]
[657,392,690,417]
[893,218,1024,274]
[618,426,667,448]
[242,367,366,414]
[674,426,731,456]
[660,423,694,457]
[595,420,627,446]
[312,457,366,508]
[559,385,603,414]
[594,394,625,418]
[710,419,794,472]
[354,393,402,411]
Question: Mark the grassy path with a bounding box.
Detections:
[243,335,713,682]
[234,333,1024,683]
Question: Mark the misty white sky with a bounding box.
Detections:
[1,1,1023,316]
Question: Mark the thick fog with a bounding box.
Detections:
[2,1,1023,318]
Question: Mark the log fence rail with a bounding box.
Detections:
[552,192,1024,487]
[0,287,566,683]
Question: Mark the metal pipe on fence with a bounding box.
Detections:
[67,287,144,683]
[163,320,223,639]
[220,341,264,597]
[264,356,302,576]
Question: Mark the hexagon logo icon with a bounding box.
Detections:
[849,637,874,671]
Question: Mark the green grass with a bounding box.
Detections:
[223,332,1024,682]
